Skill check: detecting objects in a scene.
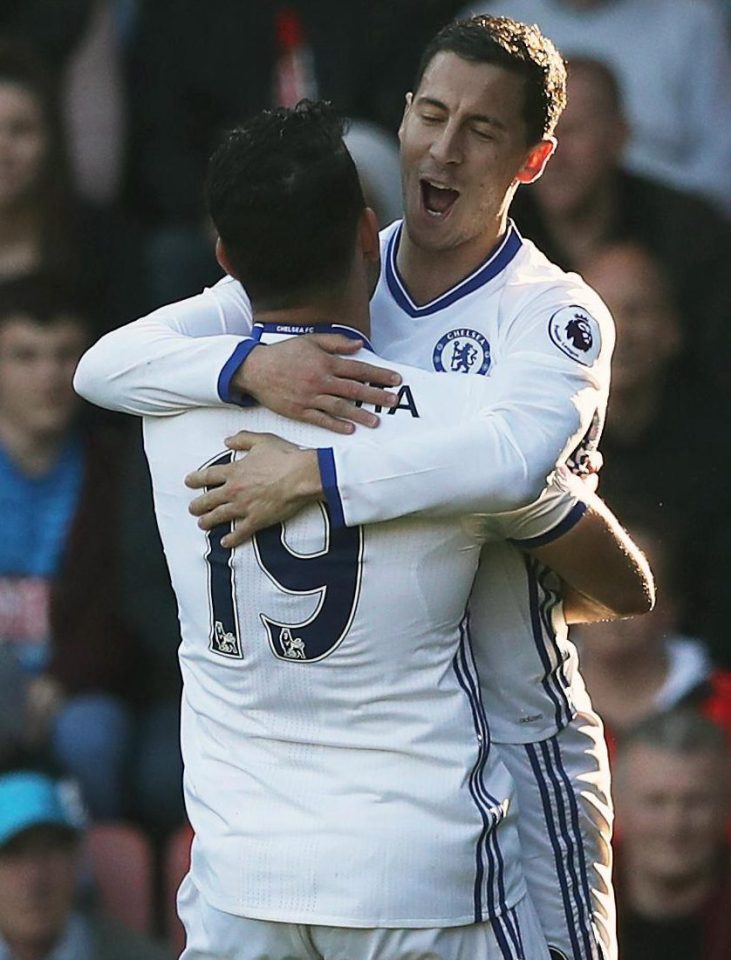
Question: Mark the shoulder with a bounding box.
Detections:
[145,275,252,334]
[501,237,614,354]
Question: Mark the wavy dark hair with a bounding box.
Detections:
[414,15,567,143]
[206,100,365,309]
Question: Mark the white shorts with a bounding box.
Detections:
[496,711,615,960]
[177,872,550,960]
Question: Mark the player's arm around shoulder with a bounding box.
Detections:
[74,279,255,416]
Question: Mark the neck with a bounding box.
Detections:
[0,417,65,476]
[622,853,717,919]
[254,284,371,341]
[396,210,508,305]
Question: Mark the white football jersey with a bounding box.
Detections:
[74,220,612,744]
[361,221,612,742]
[143,324,583,927]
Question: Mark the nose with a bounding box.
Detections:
[429,120,462,166]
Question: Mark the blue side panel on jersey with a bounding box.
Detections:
[317,449,346,528]
[494,906,525,960]
[525,740,600,960]
[510,501,587,549]
[536,565,572,725]
[385,221,523,318]
[526,741,586,960]
[524,556,571,730]
[461,620,522,955]
[452,617,512,926]
[217,338,261,405]
[548,736,600,960]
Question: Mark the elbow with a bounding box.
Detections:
[73,351,101,403]
[609,573,656,619]
[72,352,94,401]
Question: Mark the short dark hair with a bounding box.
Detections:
[206,100,366,309]
[413,16,567,143]
[0,275,90,331]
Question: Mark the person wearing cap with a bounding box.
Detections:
[0,769,173,960]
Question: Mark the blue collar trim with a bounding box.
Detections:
[251,322,374,352]
[385,221,523,318]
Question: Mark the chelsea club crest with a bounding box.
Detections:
[433,328,491,374]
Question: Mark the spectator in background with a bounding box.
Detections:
[0,276,184,832]
[577,518,731,756]
[613,710,731,960]
[580,242,731,667]
[460,0,731,212]
[0,0,126,205]
[507,56,731,397]
[0,41,147,330]
[0,764,173,959]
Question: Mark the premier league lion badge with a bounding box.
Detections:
[433,328,491,374]
[548,306,602,366]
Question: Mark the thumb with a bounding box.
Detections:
[308,333,362,355]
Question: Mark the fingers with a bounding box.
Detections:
[222,430,260,451]
[314,394,379,428]
[195,503,240,531]
[188,487,229,517]
[185,464,232,490]
[324,376,399,410]
[221,520,257,549]
[302,409,356,434]
[331,357,401,387]
[308,333,363,355]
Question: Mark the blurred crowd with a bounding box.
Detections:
[0,2,729,958]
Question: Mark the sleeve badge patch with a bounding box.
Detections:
[548,306,602,366]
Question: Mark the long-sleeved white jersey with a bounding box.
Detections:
[74,220,613,744]
[141,323,586,927]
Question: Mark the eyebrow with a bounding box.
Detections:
[415,96,508,131]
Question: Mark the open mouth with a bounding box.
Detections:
[420,179,459,218]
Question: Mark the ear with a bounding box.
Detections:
[398,92,413,143]
[515,138,556,185]
[215,237,238,279]
[358,207,380,263]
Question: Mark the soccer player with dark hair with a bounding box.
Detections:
[76,17,647,960]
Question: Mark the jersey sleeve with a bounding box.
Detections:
[73,278,256,416]
[479,469,589,547]
[322,290,614,525]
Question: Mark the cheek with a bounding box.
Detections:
[0,364,37,405]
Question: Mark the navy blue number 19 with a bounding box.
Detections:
[202,451,363,663]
